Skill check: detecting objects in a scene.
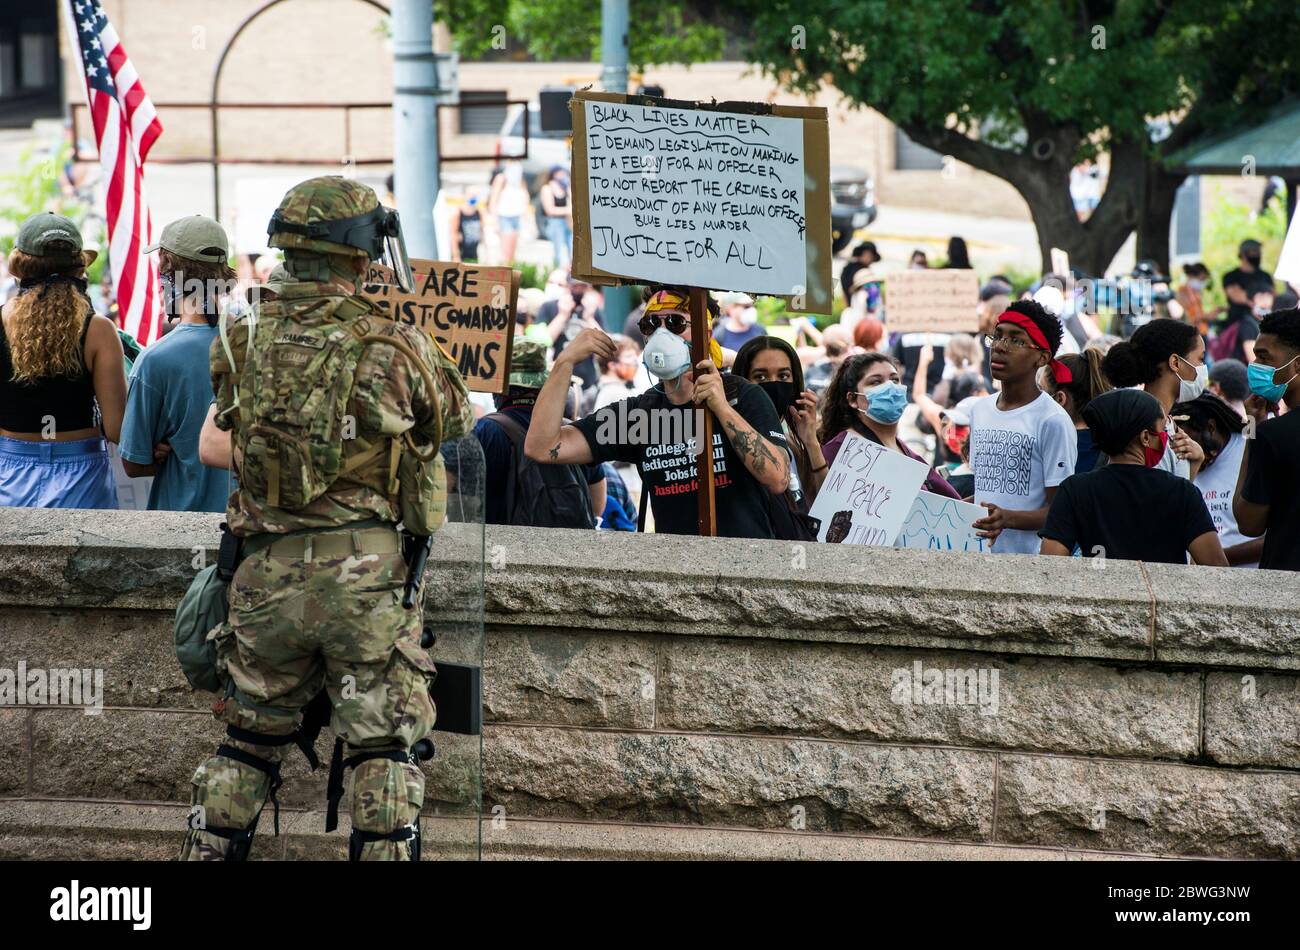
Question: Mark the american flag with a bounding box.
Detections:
[63,0,164,346]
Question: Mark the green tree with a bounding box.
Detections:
[727,0,1298,275]
[1,142,105,283]
[441,0,725,67]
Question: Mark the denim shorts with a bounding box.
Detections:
[497,215,522,234]
[0,435,118,509]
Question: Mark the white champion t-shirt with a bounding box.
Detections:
[969,391,1078,555]
[1193,431,1258,568]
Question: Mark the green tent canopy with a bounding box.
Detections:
[1170,100,1300,176]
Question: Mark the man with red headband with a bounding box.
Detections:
[524,285,791,538]
[969,299,1078,553]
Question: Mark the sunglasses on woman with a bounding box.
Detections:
[639,312,689,336]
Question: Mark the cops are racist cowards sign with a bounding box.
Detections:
[364,260,519,394]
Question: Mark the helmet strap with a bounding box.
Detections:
[283,252,330,283]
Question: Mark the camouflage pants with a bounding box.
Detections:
[180,526,436,861]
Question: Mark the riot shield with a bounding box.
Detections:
[420,432,486,860]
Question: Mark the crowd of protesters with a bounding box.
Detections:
[3,208,1297,572]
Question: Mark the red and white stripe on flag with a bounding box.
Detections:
[62,0,164,347]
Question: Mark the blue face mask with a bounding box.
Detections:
[1247,357,1298,403]
[858,381,907,424]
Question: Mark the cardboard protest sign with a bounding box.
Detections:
[808,432,929,546]
[362,259,519,394]
[883,269,980,334]
[570,90,833,314]
[895,491,989,554]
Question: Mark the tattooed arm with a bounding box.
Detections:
[522,336,607,466]
[721,413,791,494]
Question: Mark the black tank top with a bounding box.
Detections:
[0,309,98,433]
[553,184,568,209]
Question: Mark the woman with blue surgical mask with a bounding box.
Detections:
[816,352,961,499]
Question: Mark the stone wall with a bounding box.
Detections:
[1,508,1297,860]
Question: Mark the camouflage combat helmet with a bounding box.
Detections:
[267,176,380,258]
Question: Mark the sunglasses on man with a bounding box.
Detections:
[639,312,689,336]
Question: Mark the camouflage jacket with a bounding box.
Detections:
[211,279,473,536]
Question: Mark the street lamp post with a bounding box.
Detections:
[392,0,440,259]
[599,0,632,327]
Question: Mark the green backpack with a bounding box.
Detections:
[221,295,444,515]
[233,298,375,509]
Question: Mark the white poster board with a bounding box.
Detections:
[1276,209,1300,285]
[580,99,808,296]
[809,432,929,546]
[895,491,989,554]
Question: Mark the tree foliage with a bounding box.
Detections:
[728,0,1298,271]
[441,0,726,69]
[0,142,105,283]
[738,1,1294,157]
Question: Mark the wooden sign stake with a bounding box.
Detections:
[689,287,717,537]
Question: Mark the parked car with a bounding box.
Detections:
[830,164,877,254]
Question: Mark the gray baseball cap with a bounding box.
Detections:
[15,212,84,264]
[144,215,230,263]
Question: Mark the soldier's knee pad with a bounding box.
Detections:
[348,754,425,861]
[179,745,280,862]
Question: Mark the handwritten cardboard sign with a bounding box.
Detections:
[884,269,980,334]
[895,491,988,554]
[570,90,833,314]
[362,259,518,394]
[808,432,929,546]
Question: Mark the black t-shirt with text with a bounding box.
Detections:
[1040,464,1216,564]
[1242,411,1300,571]
[573,377,786,538]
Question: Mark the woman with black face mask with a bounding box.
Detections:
[733,335,827,508]
[1172,393,1264,568]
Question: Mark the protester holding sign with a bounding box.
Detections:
[968,301,1078,552]
[523,286,790,538]
[818,352,960,499]
[1040,389,1227,566]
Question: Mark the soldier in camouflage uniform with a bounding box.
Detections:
[180,176,473,861]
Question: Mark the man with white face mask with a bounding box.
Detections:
[524,286,791,538]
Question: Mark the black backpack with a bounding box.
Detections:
[485,412,595,529]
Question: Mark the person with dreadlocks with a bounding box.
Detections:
[119,216,236,512]
[1172,392,1264,568]
[0,212,125,508]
